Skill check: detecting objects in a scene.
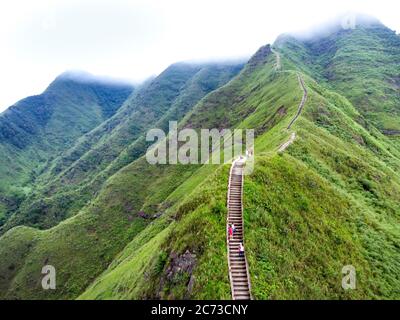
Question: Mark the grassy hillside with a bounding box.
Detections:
[80,31,400,299]
[2,62,243,232]
[0,45,288,299]
[0,17,399,300]
[0,72,133,228]
[275,16,400,135]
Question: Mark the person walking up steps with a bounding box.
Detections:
[239,243,245,257]
[228,224,233,241]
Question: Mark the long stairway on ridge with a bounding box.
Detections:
[227,159,252,300]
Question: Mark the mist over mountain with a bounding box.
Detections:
[284,13,384,40]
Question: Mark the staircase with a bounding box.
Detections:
[227,158,252,300]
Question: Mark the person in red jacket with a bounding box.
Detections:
[228,224,233,241]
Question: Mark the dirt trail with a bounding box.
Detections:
[278,73,307,152]
[287,74,307,130]
[278,132,296,152]
[226,159,252,300]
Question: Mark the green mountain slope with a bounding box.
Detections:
[0,16,399,300]
[79,40,400,299]
[275,15,400,135]
[0,73,133,226]
[1,62,243,232]
[80,20,400,300]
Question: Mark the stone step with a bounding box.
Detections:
[231,277,249,282]
[230,265,246,269]
[231,266,246,270]
[232,276,248,281]
[232,284,249,288]
[234,288,250,293]
[233,287,250,292]
[231,272,247,276]
[230,258,245,262]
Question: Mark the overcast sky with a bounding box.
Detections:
[0,0,399,111]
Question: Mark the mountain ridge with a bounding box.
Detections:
[0,16,399,300]
[0,73,134,227]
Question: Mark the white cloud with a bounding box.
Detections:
[0,0,399,111]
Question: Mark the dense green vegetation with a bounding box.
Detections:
[1,62,243,232]
[0,73,133,230]
[275,17,400,134]
[0,15,399,300]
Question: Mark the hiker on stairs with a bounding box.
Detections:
[228,224,233,241]
[239,243,245,257]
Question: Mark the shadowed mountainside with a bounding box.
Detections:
[0,72,133,226]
